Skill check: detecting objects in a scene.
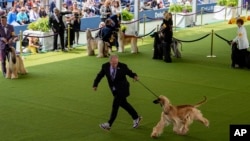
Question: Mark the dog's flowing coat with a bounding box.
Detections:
[6,47,27,79]
[86,28,109,57]
[117,28,138,53]
[151,95,209,138]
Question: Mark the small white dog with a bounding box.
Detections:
[5,46,27,79]
[151,95,209,138]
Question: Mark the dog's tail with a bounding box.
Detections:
[193,96,207,108]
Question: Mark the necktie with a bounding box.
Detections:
[111,68,116,81]
[4,26,7,35]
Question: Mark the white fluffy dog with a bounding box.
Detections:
[6,46,27,79]
[151,95,209,138]
[117,28,138,53]
[86,28,109,57]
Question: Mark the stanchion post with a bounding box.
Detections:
[207,29,216,58]
[19,31,23,57]
[201,7,204,27]
[246,2,248,17]
[157,24,159,32]
[224,6,227,21]
[67,24,70,50]
[174,12,177,32]
[143,14,146,37]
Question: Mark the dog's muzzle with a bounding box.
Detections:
[153,98,160,104]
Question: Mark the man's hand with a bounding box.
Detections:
[93,87,97,91]
[133,76,139,82]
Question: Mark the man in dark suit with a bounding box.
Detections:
[0,16,18,77]
[93,54,142,130]
[49,8,71,52]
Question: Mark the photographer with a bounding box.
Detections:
[23,37,41,54]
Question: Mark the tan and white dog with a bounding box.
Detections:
[5,46,27,79]
[86,28,109,57]
[117,28,138,53]
[151,95,209,138]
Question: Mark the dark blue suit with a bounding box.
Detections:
[93,62,139,126]
[0,24,15,76]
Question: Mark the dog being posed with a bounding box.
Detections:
[117,28,138,53]
[86,28,109,57]
[5,46,27,79]
[151,95,209,138]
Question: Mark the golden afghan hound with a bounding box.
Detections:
[6,46,27,79]
[86,28,109,57]
[151,95,209,138]
[117,28,138,53]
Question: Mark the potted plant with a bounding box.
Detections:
[121,10,136,35]
[24,17,54,51]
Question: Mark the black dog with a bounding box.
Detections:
[230,42,250,68]
[151,32,163,60]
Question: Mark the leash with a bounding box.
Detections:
[138,81,159,98]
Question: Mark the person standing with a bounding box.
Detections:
[160,11,173,63]
[231,18,249,68]
[93,54,142,130]
[49,8,71,52]
[0,16,18,77]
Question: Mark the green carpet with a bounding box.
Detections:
[0,21,250,141]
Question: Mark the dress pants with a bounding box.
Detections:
[108,90,138,126]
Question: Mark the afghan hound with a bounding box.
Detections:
[151,95,209,138]
[117,28,138,53]
[5,46,27,79]
[86,28,109,57]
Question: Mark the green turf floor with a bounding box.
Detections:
[0,21,250,141]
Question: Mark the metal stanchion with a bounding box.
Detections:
[201,7,204,27]
[143,14,146,37]
[225,6,227,21]
[246,2,248,18]
[67,24,71,50]
[207,29,216,58]
[19,31,23,57]
[174,12,177,32]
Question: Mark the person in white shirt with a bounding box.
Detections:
[231,18,249,68]
[29,5,40,22]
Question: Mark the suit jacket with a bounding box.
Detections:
[0,24,15,50]
[93,62,137,97]
[49,12,71,33]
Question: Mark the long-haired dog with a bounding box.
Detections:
[86,28,109,57]
[117,28,138,53]
[151,95,209,138]
[5,46,27,79]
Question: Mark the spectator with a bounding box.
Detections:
[82,7,95,18]
[25,0,33,10]
[65,0,73,8]
[141,2,152,11]
[62,2,68,12]
[49,0,56,14]
[7,7,17,25]
[123,3,131,12]
[16,7,29,25]
[100,0,112,22]
[23,36,41,54]
[29,5,40,22]
[72,1,82,45]
[39,6,47,18]
[111,0,122,15]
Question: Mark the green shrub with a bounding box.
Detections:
[121,10,134,21]
[27,17,50,32]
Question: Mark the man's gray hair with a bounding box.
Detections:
[53,7,59,13]
[109,54,119,61]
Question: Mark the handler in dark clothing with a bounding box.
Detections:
[49,8,71,52]
[93,54,142,131]
[160,11,173,63]
[109,14,121,51]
